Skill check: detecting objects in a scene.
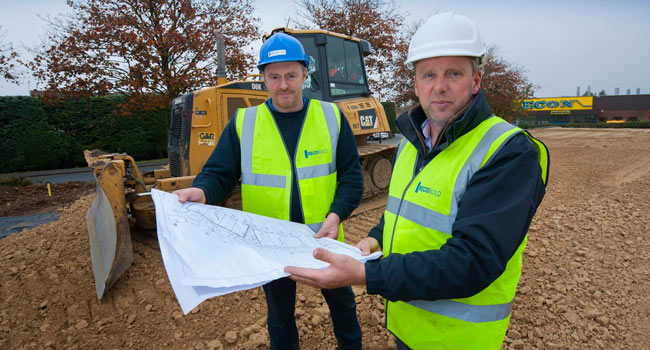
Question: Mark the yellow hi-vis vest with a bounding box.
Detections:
[235,100,344,240]
[383,116,549,349]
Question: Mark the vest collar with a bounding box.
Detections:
[266,96,309,114]
[396,89,493,157]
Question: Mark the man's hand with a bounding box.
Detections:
[313,212,340,239]
[173,187,206,204]
[285,248,366,289]
[356,237,381,256]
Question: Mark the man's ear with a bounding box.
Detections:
[473,71,482,94]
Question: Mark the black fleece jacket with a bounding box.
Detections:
[192,99,363,224]
[364,90,548,302]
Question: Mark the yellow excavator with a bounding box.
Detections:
[85,27,396,299]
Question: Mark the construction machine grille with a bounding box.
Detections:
[171,108,182,138]
[169,152,181,177]
[169,103,183,177]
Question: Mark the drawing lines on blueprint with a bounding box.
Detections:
[150,188,382,314]
[169,202,313,251]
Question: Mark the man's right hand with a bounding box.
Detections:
[356,237,381,256]
[173,187,206,204]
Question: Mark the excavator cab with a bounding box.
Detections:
[292,29,372,102]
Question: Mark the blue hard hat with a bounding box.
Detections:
[258,32,309,71]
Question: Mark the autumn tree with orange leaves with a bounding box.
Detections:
[389,20,421,108]
[29,0,260,115]
[481,45,537,122]
[293,0,404,100]
[0,27,19,81]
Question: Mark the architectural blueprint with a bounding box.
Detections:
[151,189,382,314]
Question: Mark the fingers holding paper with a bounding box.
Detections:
[285,248,366,289]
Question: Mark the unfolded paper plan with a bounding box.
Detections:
[151,189,382,314]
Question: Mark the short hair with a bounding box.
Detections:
[470,57,480,74]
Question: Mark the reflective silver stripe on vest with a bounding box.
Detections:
[240,106,258,174]
[407,298,513,323]
[297,163,336,180]
[386,195,452,235]
[307,222,323,233]
[448,121,518,221]
[295,102,339,181]
[389,120,520,235]
[394,138,407,162]
[240,105,287,188]
[389,120,519,324]
[241,172,286,188]
[394,138,419,180]
[321,102,339,170]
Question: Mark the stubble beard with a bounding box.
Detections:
[275,90,300,111]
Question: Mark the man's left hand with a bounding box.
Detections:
[285,248,366,289]
[313,212,340,239]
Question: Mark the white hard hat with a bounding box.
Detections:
[405,12,487,66]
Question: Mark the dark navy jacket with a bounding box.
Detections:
[365,90,548,301]
[192,99,363,224]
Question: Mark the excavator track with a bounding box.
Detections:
[357,143,396,198]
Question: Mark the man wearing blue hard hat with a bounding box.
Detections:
[175,32,364,349]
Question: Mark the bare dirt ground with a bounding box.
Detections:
[1,127,650,349]
[0,181,95,217]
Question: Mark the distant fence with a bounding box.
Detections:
[516,119,650,129]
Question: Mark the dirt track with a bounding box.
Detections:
[1,127,650,349]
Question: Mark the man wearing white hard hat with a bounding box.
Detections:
[286,13,549,349]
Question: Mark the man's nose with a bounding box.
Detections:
[433,77,448,93]
[279,77,289,89]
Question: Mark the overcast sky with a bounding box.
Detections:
[1,0,649,98]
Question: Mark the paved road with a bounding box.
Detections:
[0,160,167,184]
[1,135,403,185]
[367,133,402,146]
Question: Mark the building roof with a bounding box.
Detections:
[594,94,650,110]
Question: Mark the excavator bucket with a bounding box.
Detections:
[85,151,133,299]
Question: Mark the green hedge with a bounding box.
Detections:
[0,95,169,173]
[381,101,398,133]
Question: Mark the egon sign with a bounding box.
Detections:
[521,96,593,111]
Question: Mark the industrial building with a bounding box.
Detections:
[517,94,650,124]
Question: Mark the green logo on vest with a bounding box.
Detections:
[304,149,328,158]
[415,181,441,197]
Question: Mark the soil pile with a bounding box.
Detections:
[1,128,649,349]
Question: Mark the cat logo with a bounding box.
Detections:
[358,109,378,129]
[198,132,216,146]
